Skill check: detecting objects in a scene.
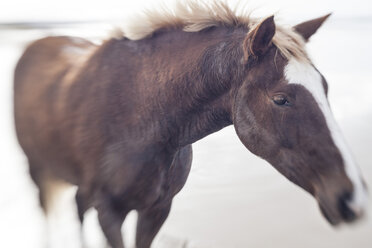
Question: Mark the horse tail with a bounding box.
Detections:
[28,161,70,215]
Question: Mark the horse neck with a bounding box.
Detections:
[140,29,247,148]
[165,82,234,147]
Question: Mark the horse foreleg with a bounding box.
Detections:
[135,202,172,248]
[97,200,129,248]
[75,187,95,247]
[75,189,91,223]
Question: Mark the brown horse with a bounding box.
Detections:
[14,1,368,248]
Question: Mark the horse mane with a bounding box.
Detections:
[117,0,309,61]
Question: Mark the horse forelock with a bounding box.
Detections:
[117,0,309,62]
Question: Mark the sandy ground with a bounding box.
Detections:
[0,18,372,248]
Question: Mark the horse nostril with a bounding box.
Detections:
[338,192,357,222]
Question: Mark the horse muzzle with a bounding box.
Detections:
[317,187,368,226]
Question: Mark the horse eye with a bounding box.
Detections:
[272,95,290,106]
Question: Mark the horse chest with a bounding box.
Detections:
[99,145,192,210]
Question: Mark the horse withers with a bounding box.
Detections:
[14,1,368,248]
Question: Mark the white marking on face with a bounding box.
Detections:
[284,58,368,217]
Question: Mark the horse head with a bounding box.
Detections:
[233,15,368,225]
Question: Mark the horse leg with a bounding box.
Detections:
[75,188,92,224]
[96,199,129,248]
[135,202,172,248]
[75,187,94,247]
[135,145,192,248]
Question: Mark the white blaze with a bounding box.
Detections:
[284,58,368,216]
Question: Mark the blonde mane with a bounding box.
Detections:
[119,0,308,61]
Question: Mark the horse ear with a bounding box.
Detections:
[244,16,275,60]
[293,13,331,41]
